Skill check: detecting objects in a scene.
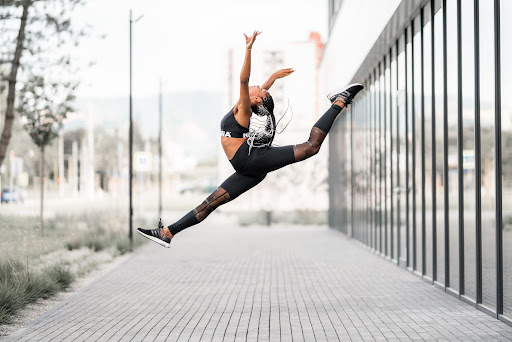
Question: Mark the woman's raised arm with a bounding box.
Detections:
[261,68,295,90]
[237,31,260,122]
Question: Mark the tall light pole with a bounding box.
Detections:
[158,79,163,219]
[129,9,143,250]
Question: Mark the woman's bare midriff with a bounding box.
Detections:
[221,136,248,160]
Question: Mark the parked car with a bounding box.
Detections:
[1,188,24,203]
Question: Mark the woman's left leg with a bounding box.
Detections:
[293,103,343,161]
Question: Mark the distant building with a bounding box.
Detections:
[220,33,328,217]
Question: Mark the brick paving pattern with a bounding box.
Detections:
[3,225,512,341]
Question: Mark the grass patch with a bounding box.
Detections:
[0,262,74,325]
[0,210,147,326]
[64,228,146,255]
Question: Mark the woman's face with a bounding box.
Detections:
[249,85,270,105]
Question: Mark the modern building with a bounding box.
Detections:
[324,0,512,325]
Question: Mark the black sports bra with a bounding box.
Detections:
[220,107,249,138]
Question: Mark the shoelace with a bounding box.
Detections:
[336,90,353,105]
[150,218,165,238]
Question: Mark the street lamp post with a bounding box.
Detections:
[129,9,143,250]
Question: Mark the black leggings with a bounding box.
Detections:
[167,104,343,236]
[219,141,293,198]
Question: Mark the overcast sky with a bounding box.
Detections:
[71,0,328,99]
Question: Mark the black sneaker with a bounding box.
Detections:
[327,83,364,105]
[137,218,172,248]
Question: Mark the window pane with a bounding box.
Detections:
[344,115,348,233]
[480,0,496,309]
[446,0,459,291]
[462,0,476,301]
[501,0,512,317]
[391,44,398,261]
[434,4,445,284]
[347,108,352,237]
[375,71,382,252]
[365,84,370,245]
[369,78,375,248]
[414,17,423,274]
[354,99,361,240]
[398,35,407,264]
[357,96,365,241]
[381,64,388,255]
[423,4,434,279]
[407,26,414,267]
[386,56,393,257]
[362,86,367,242]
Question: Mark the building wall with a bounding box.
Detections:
[325,0,512,324]
[319,0,402,100]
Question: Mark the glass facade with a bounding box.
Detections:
[328,0,512,325]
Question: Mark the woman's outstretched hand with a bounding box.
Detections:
[244,31,261,49]
[273,68,295,79]
[261,68,295,91]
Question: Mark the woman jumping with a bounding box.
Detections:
[138,31,363,247]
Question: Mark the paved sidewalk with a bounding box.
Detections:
[3,225,512,342]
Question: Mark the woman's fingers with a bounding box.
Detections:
[275,68,295,78]
[244,31,261,38]
[244,31,261,48]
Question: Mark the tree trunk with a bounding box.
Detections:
[40,146,44,235]
[0,0,30,167]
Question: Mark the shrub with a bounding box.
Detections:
[48,265,74,289]
[0,261,73,325]
[0,210,146,325]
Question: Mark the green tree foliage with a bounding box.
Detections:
[0,0,87,168]
[17,74,76,147]
[17,74,76,233]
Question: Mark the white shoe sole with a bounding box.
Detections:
[137,229,171,248]
[326,83,364,101]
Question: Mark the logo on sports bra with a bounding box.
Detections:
[221,131,249,138]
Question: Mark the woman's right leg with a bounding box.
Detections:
[165,172,266,236]
[138,172,266,246]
